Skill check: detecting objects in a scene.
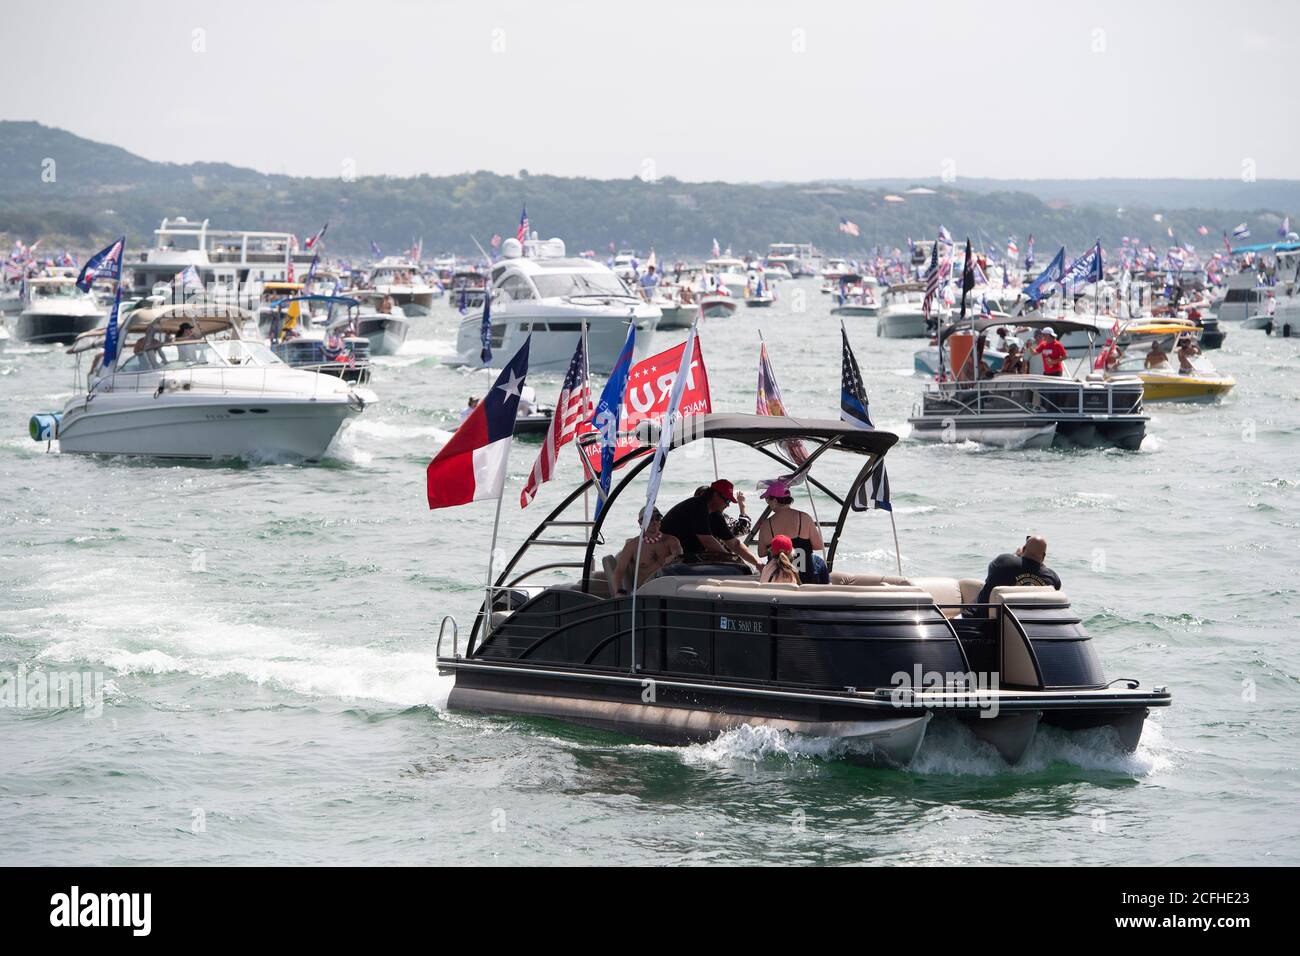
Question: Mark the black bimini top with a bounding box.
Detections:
[634,413,898,459]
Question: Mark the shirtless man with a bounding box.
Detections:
[612,508,682,596]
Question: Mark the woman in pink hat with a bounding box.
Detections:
[756,480,828,584]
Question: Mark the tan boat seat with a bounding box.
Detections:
[635,575,932,607]
[958,578,983,606]
[991,585,1069,608]
[907,577,963,615]
[830,570,911,586]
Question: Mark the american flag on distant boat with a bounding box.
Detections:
[839,218,860,238]
[516,205,529,243]
[521,336,588,508]
[1007,236,1018,258]
[937,224,952,245]
[921,240,940,319]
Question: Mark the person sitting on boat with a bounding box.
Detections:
[1144,340,1169,369]
[660,480,762,571]
[694,484,751,538]
[458,396,479,423]
[972,535,1061,608]
[999,341,1029,376]
[378,295,395,315]
[992,326,1019,354]
[679,283,694,305]
[758,535,801,586]
[612,507,682,596]
[1104,344,1125,372]
[1176,335,1201,374]
[1032,327,1067,376]
[755,479,828,584]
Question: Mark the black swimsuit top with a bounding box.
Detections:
[765,513,817,583]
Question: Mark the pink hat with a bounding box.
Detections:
[760,480,791,499]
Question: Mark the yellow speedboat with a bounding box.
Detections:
[1109,321,1235,403]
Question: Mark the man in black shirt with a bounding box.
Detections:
[974,535,1061,605]
[659,479,761,569]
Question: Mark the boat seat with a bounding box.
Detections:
[489,610,513,631]
[991,585,1069,609]
[992,587,1068,689]
[907,577,964,617]
[636,575,932,607]
[600,554,620,596]
[830,570,911,586]
[958,578,984,606]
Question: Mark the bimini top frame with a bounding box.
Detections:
[475,414,899,646]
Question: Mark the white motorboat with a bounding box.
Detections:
[829,274,882,317]
[37,303,373,461]
[450,237,660,374]
[653,286,701,330]
[698,289,738,319]
[766,242,819,277]
[705,256,749,296]
[875,284,929,338]
[14,275,105,345]
[341,290,411,355]
[367,258,438,316]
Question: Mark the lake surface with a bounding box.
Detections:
[2,281,1297,865]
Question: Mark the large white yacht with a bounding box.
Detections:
[765,242,819,276]
[366,258,439,316]
[40,303,373,461]
[14,275,105,344]
[125,217,317,307]
[451,237,660,374]
[704,256,750,297]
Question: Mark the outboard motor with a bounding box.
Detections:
[29,413,61,442]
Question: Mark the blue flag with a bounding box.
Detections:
[75,236,125,292]
[370,240,382,257]
[479,286,493,364]
[840,324,873,428]
[102,285,124,368]
[1063,240,1103,289]
[1022,246,1066,303]
[591,324,637,516]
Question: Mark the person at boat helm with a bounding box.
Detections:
[972,535,1062,608]
[1176,335,1201,374]
[660,479,762,570]
[612,507,682,596]
[1032,327,1067,376]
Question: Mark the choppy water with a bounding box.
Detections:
[2,283,1298,865]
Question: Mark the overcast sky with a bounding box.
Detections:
[3,0,1296,182]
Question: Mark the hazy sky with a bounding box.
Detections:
[3,0,1296,182]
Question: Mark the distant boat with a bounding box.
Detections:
[15,275,105,345]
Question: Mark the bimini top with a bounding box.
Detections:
[66,303,252,354]
[940,314,1110,344]
[267,295,360,309]
[632,413,898,459]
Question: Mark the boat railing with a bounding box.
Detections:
[436,615,460,659]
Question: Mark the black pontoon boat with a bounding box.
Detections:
[436,414,1170,765]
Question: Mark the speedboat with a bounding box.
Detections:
[338,290,411,355]
[820,257,855,293]
[698,288,738,319]
[1108,321,1234,403]
[435,414,1170,765]
[367,258,438,316]
[33,303,373,461]
[653,286,701,330]
[829,275,882,317]
[744,272,776,308]
[875,284,929,338]
[704,256,749,297]
[451,237,660,374]
[908,318,1148,450]
[448,271,488,311]
[14,276,105,345]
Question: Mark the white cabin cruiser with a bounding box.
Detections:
[36,304,373,461]
[15,276,105,344]
[367,258,438,316]
[451,237,660,374]
[876,284,930,338]
[705,256,749,297]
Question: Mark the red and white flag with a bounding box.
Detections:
[520,337,588,508]
[426,339,530,509]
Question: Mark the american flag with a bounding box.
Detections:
[839,218,860,238]
[520,336,588,508]
[1007,236,1018,258]
[921,240,940,319]
[516,204,529,243]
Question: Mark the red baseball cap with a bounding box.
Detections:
[710,479,737,503]
[770,534,794,555]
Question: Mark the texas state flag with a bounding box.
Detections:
[427,337,530,509]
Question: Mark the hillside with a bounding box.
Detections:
[1,121,1292,259]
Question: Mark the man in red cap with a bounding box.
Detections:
[659,479,761,569]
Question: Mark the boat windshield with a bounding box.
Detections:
[213,340,284,367]
[532,272,632,299]
[32,283,85,299]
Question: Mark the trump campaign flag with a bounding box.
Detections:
[579,333,711,478]
[639,320,700,534]
[75,237,125,291]
[426,338,530,509]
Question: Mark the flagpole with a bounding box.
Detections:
[888,509,903,577]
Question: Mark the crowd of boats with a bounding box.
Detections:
[7,215,1290,766]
